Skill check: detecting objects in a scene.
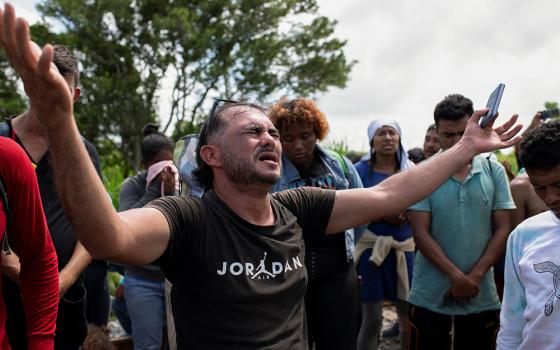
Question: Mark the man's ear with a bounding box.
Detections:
[199,144,222,168]
[73,86,81,102]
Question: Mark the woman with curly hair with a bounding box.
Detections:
[269,98,363,350]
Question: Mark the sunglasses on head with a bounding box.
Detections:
[201,98,239,143]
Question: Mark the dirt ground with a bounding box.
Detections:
[108,304,403,350]
[378,305,401,350]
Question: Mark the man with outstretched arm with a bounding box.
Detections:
[0,4,522,349]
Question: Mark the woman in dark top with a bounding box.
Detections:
[269,98,363,350]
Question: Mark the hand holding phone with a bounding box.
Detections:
[480,83,505,128]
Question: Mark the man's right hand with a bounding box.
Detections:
[0,4,74,130]
[445,272,480,302]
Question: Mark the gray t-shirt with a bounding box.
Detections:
[148,187,335,350]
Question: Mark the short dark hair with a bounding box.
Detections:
[427,124,436,132]
[520,121,560,171]
[140,123,174,165]
[192,102,267,191]
[53,45,79,87]
[408,147,425,164]
[433,94,473,125]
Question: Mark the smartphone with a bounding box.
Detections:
[480,83,505,128]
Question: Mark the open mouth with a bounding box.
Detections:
[258,152,279,163]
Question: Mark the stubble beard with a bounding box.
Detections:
[222,148,280,186]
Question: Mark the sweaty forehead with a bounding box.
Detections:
[224,106,272,127]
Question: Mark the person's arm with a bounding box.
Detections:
[466,210,511,284]
[408,211,479,300]
[119,176,164,211]
[510,176,547,229]
[58,242,91,298]
[496,231,526,349]
[1,138,59,350]
[510,178,529,229]
[0,7,170,265]
[325,110,522,234]
[1,252,20,282]
[468,162,516,283]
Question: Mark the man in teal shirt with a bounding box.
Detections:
[407,94,515,350]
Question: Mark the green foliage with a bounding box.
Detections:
[103,162,126,209]
[544,101,558,111]
[322,138,365,162]
[0,53,26,117]
[495,150,519,175]
[30,0,353,174]
[172,119,201,141]
[323,138,350,156]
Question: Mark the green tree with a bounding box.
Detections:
[0,53,26,117]
[32,0,354,173]
[544,101,558,111]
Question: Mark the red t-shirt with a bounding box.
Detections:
[0,137,59,349]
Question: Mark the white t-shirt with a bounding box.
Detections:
[497,211,560,349]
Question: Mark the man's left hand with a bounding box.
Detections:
[461,109,523,155]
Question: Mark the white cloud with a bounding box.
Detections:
[317,0,560,151]
[2,1,40,24]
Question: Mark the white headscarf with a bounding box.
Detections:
[361,119,414,170]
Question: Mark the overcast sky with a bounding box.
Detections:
[10,0,560,152]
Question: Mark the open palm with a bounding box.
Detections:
[1,4,73,128]
[462,109,523,154]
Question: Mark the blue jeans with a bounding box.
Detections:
[112,296,132,335]
[124,274,166,350]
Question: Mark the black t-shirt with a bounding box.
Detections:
[291,153,344,252]
[5,120,102,269]
[148,187,335,350]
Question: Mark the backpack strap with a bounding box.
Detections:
[325,149,349,178]
[0,176,12,255]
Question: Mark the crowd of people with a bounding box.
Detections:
[1,4,560,350]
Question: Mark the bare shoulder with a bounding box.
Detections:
[510,173,531,199]
[510,172,547,219]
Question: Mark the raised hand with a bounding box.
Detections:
[0,3,74,129]
[461,109,523,154]
[161,167,177,195]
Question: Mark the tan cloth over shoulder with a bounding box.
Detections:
[355,229,415,301]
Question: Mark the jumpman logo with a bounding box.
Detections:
[251,252,276,279]
[533,261,560,316]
